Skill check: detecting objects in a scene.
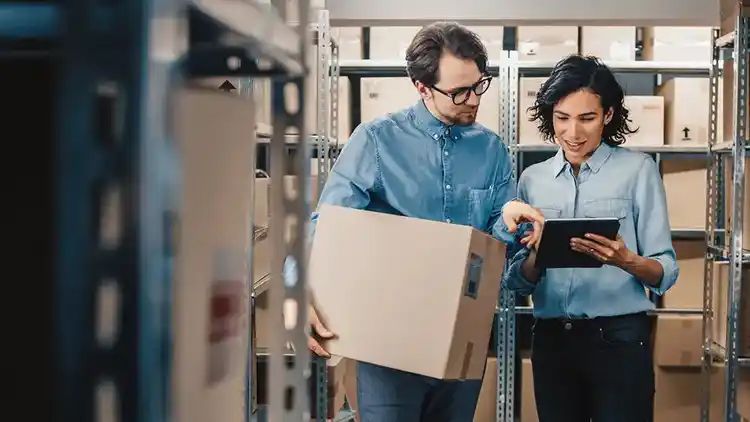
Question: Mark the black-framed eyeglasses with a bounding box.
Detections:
[430,76,493,105]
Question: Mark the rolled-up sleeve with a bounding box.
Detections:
[633,156,679,295]
[489,141,519,245]
[501,171,538,296]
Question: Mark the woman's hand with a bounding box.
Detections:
[570,233,636,267]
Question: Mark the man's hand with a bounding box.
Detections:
[308,305,336,358]
[502,200,545,248]
[570,233,636,268]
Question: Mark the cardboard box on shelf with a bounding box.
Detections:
[653,366,727,422]
[361,77,501,134]
[172,88,255,422]
[662,159,707,230]
[473,358,498,422]
[724,156,750,250]
[580,26,636,61]
[642,27,713,62]
[654,315,703,367]
[622,96,665,147]
[309,205,506,380]
[369,27,421,60]
[662,240,706,309]
[521,358,539,422]
[658,77,724,146]
[332,27,363,60]
[518,77,549,145]
[711,261,750,356]
[516,27,578,62]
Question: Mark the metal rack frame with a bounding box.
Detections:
[336,54,719,421]
[701,16,750,422]
[248,8,355,422]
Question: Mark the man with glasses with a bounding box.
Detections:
[306,22,544,422]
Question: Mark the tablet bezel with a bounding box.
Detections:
[534,217,621,269]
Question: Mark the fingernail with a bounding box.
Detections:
[585,233,592,238]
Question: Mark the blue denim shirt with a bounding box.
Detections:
[310,99,517,244]
[503,143,679,319]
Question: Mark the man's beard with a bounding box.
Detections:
[447,107,478,126]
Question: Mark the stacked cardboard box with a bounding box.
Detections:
[172,88,256,422]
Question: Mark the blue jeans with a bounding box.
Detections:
[356,361,484,422]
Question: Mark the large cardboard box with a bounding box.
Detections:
[516,27,578,62]
[518,77,548,145]
[172,88,255,422]
[361,77,501,133]
[309,205,505,379]
[332,27,363,60]
[658,77,724,146]
[662,240,706,309]
[368,26,505,61]
[581,26,636,61]
[711,261,750,356]
[642,27,713,62]
[654,315,703,367]
[662,159,707,230]
[724,157,750,251]
[622,96,665,147]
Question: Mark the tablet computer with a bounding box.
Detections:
[534,217,621,269]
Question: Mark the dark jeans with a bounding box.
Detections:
[356,361,483,422]
[531,312,655,422]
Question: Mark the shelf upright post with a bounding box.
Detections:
[55,0,185,421]
[701,26,723,422]
[266,0,313,421]
[725,13,749,422]
[496,50,519,422]
[330,29,341,164]
[312,9,333,419]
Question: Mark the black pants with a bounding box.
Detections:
[531,312,655,422]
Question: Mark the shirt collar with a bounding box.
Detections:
[552,141,614,178]
[409,100,468,141]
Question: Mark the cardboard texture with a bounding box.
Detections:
[368,26,505,61]
[580,27,637,61]
[662,240,706,309]
[658,78,724,146]
[171,88,255,422]
[518,77,548,145]
[622,96,665,147]
[724,157,750,251]
[662,159,707,230]
[521,358,539,422]
[473,358,498,422]
[642,27,713,62]
[711,261,750,356]
[654,366,726,422]
[360,77,501,134]
[309,205,505,380]
[516,27,578,62]
[654,315,704,367]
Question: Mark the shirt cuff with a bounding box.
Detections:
[644,254,679,296]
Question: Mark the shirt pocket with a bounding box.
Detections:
[538,207,563,219]
[468,188,492,230]
[580,198,630,221]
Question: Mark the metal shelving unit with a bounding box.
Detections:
[248,9,355,422]
[35,0,334,420]
[701,18,750,422]
[336,54,721,422]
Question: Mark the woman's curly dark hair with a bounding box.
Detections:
[527,54,638,146]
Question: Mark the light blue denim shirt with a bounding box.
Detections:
[503,142,679,319]
[310,99,518,244]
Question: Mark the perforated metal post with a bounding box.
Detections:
[700,27,722,422]
[496,50,518,422]
[725,14,749,422]
[55,0,183,421]
[330,31,341,164]
[267,1,313,421]
[317,10,332,189]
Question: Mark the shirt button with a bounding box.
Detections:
[564,322,572,330]
[453,136,458,140]
[446,218,452,223]
[444,151,449,156]
[446,184,451,190]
